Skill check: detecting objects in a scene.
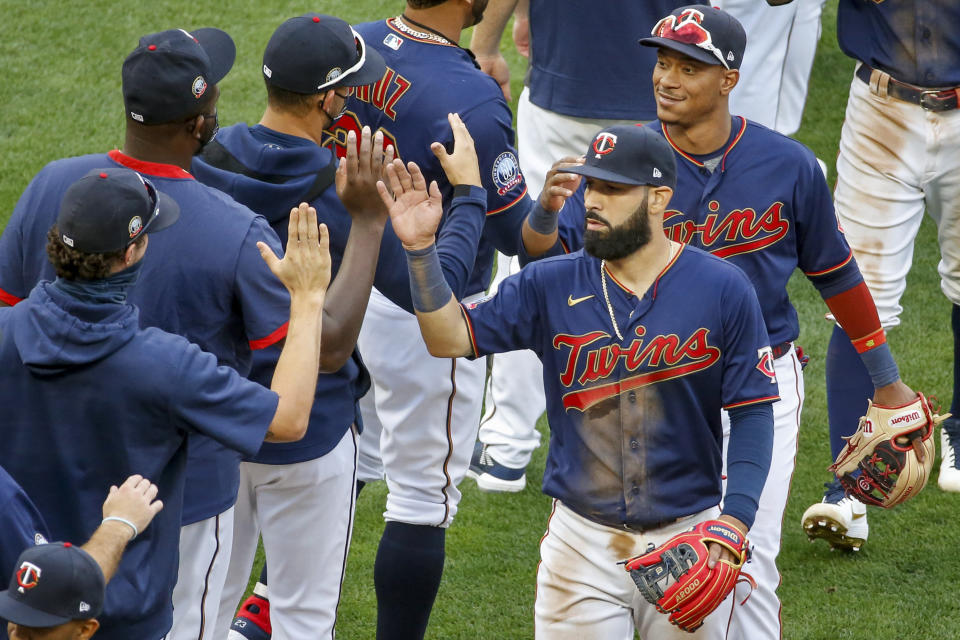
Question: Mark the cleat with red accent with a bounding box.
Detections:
[227,593,271,640]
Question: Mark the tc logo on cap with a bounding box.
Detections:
[593,132,618,158]
[16,562,42,593]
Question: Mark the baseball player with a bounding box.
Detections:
[323,2,578,636]
[379,123,776,639]
[190,14,490,640]
[0,28,301,640]
[468,0,689,492]
[528,6,920,638]
[0,167,331,639]
[804,0,960,544]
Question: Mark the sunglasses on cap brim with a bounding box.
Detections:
[651,14,730,70]
[316,28,368,91]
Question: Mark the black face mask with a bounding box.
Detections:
[583,196,653,261]
[194,111,219,155]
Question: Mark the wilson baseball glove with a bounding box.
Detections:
[830,393,949,508]
[623,519,748,633]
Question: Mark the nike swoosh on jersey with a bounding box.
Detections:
[567,294,594,307]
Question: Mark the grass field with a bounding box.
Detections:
[2,2,956,639]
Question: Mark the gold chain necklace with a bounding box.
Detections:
[600,260,625,342]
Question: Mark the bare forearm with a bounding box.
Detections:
[267,296,323,442]
[415,298,474,358]
[470,0,519,55]
[317,220,384,371]
[82,521,133,584]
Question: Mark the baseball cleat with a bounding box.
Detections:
[467,441,526,493]
[801,480,868,552]
[227,593,271,640]
[938,417,960,492]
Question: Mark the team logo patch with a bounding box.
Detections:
[384,33,403,50]
[128,216,143,238]
[492,151,522,196]
[16,561,41,593]
[325,67,343,84]
[592,132,617,158]
[756,346,776,382]
[192,75,207,98]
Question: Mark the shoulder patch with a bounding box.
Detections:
[492,151,522,196]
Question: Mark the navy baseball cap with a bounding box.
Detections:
[566,125,677,190]
[122,28,236,124]
[57,168,179,254]
[639,5,746,70]
[0,543,104,627]
[262,14,386,94]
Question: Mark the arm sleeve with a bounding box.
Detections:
[234,217,292,350]
[517,183,584,266]
[721,403,774,529]
[170,341,280,458]
[461,265,544,358]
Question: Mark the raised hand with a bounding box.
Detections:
[336,126,391,226]
[258,203,332,301]
[378,159,443,251]
[539,156,584,213]
[430,113,482,188]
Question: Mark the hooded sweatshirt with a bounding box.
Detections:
[0,282,277,639]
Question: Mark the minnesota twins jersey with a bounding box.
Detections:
[0,151,290,524]
[329,18,531,297]
[527,0,687,120]
[0,465,49,599]
[462,245,778,528]
[838,0,960,87]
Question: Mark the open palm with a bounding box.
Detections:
[378,159,444,251]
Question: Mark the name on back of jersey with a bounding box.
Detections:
[354,66,412,121]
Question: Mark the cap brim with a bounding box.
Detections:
[338,45,386,87]
[142,190,180,236]
[0,591,72,627]
[193,27,236,85]
[639,37,723,67]
[566,164,650,187]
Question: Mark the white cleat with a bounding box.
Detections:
[938,418,960,492]
[801,481,868,552]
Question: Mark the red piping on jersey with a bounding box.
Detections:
[661,117,747,172]
[803,248,853,277]
[108,149,195,179]
[723,395,780,410]
[249,322,288,350]
[603,242,685,298]
[0,287,23,306]
[487,186,528,216]
[386,17,459,48]
[460,305,480,357]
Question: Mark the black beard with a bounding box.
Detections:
[583,197,652,260]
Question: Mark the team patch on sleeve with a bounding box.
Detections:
[756,346,777,383]
[492,152,522,196]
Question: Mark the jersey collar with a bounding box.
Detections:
[661,116,747,172]
[108,149,195,180]
[602,242,686,301]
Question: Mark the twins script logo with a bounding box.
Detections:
[663,200,789,258]
[553,325,720,411]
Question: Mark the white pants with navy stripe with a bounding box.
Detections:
[536,501,726,640]
[214,426,358,640]
[721,346,804,640]
[167,507,235,640]
[356,288,486,527]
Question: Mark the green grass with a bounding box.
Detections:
[2,1,956,638]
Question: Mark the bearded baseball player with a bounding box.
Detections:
[379,123,775,638]
[808,0,960,544]
[322,1,578,637]
[527,6,922,638]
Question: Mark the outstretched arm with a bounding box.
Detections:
[470,0,521,100]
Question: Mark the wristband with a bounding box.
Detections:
[859,341,900,388]
[527,201,558,235]
[102,516,138,540]
[406,244,454,313]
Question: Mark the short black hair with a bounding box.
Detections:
[264,81,321,116]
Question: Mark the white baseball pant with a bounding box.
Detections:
[721,346,804,640]
[716,0,826,136]
[166,508,235,640]
[356,288,486,527]
[215,426,358,640]
[834,67,960,325]
[536,501,728,639]
[477,88,636,469]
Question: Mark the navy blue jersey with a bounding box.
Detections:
[0,151,290,524]
[0,465,49,590]
[463,245,777,528]
[0,283,276,640]
[555,119,858,346]
[527,0,687,120]
[327,17,532,297]
[837,0,960,87]
[193,123,487,463]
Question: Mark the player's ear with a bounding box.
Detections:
[76,618,100,639]
[719,69,740,96]
[319,89,337,112]
[648,185,673,214]
[186,113,203,138]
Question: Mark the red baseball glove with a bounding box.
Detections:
[623,519,748,633]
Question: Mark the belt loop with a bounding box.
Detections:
[869,68,890,98]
